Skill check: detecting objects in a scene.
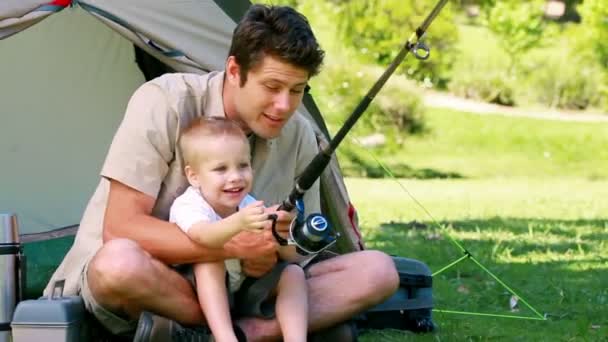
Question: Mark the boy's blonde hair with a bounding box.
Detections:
[180,117,249,168]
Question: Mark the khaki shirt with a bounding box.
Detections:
[44,71,320,296]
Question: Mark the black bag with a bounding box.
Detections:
[356,256,435,333]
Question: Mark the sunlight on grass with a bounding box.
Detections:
[345,108,608,180]
[346,177,608,341]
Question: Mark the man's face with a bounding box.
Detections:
[188,135,253,217]
[225,55,309,139]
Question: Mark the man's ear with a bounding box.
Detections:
[226,56,241,86]
[184,165,200,188]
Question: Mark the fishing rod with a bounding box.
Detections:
[278,0,448,213]
[271,2,548,323]
[271,0,449,253]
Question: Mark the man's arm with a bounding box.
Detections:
[103,179,277,265]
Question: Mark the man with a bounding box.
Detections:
[45,4,399,341]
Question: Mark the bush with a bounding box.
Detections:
[521,50,604,110]
[577,0,608,69]
[448,26,515,105]
[517,23,606,110]
[309,62,427,178]
[311,63,426,138]
[333,0,459,89]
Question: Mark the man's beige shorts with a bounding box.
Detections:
[79,261,138,335]
[77,251,338,336]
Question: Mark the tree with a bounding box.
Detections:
[334,0,458,88]
[577,0,608,68]
[485,0,546,74]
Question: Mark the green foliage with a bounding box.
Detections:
[485,0,547,71]
[333,0,459,88]
[448,58,515,105]
[310,62,427,179]
[577,0,608,68]
[257,0,608,112]
[520,33,606,110]
[574,0,608,110]
[448,25,515,105]
[312,63,426,137]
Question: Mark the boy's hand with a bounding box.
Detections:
[237,201,270,232]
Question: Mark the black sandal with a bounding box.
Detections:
[308,320,358,342]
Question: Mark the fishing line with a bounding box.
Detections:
[349,135,547,321]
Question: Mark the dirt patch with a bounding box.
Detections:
[423,91,608,123]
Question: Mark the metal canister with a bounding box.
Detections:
[0,213,21,342]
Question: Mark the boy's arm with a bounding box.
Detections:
[103,180,277,265]
[184,200,268,248]
[187,214,246,248]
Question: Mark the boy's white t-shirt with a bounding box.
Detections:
[170,186,257,292]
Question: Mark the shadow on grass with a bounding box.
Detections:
[360,217,608,341]
[340,149,464,179]
[379,217,608,254]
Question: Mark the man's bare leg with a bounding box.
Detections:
[87,238,204,325]
[237,250,399,342]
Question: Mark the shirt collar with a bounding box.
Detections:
[204,71,227,119]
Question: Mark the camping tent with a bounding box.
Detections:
[1,0,363,296]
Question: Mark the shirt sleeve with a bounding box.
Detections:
[100,83,178,198]
[240,194,258,208]
[169,190,215,233]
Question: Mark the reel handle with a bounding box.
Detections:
[268,214,289,246]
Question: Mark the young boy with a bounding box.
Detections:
[169,117,308,342]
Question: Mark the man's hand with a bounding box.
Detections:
[241,253,278,277]
[265,204,296,239]
[228,228,278,277]
[225,228,276,260]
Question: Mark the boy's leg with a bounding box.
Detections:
[274,264,308,342]
[193,262,238,342]
[236,250,399,342]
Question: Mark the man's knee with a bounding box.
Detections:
[355,250,399,301]
[281,264,306,283]
[88,238,151,297]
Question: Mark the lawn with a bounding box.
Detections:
[339,109,608,341]
[337,108,608,180]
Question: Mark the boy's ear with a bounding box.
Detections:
[184,165,200,188]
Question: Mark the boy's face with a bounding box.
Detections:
[225,55,309,139]
[186,135,253,217]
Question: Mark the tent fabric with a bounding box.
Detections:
[1,0,364,253]
[79,0,235,72]
[1,7,146,235]
[0,1,71,39]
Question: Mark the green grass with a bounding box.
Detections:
[347,179,607,341]
[338,108,608,180]
[337,109,608,341]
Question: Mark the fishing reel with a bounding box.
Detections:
[270,199,339,256]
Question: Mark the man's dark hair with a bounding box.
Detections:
[229,4,325,85]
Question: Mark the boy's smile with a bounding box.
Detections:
[189,135,253,217]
